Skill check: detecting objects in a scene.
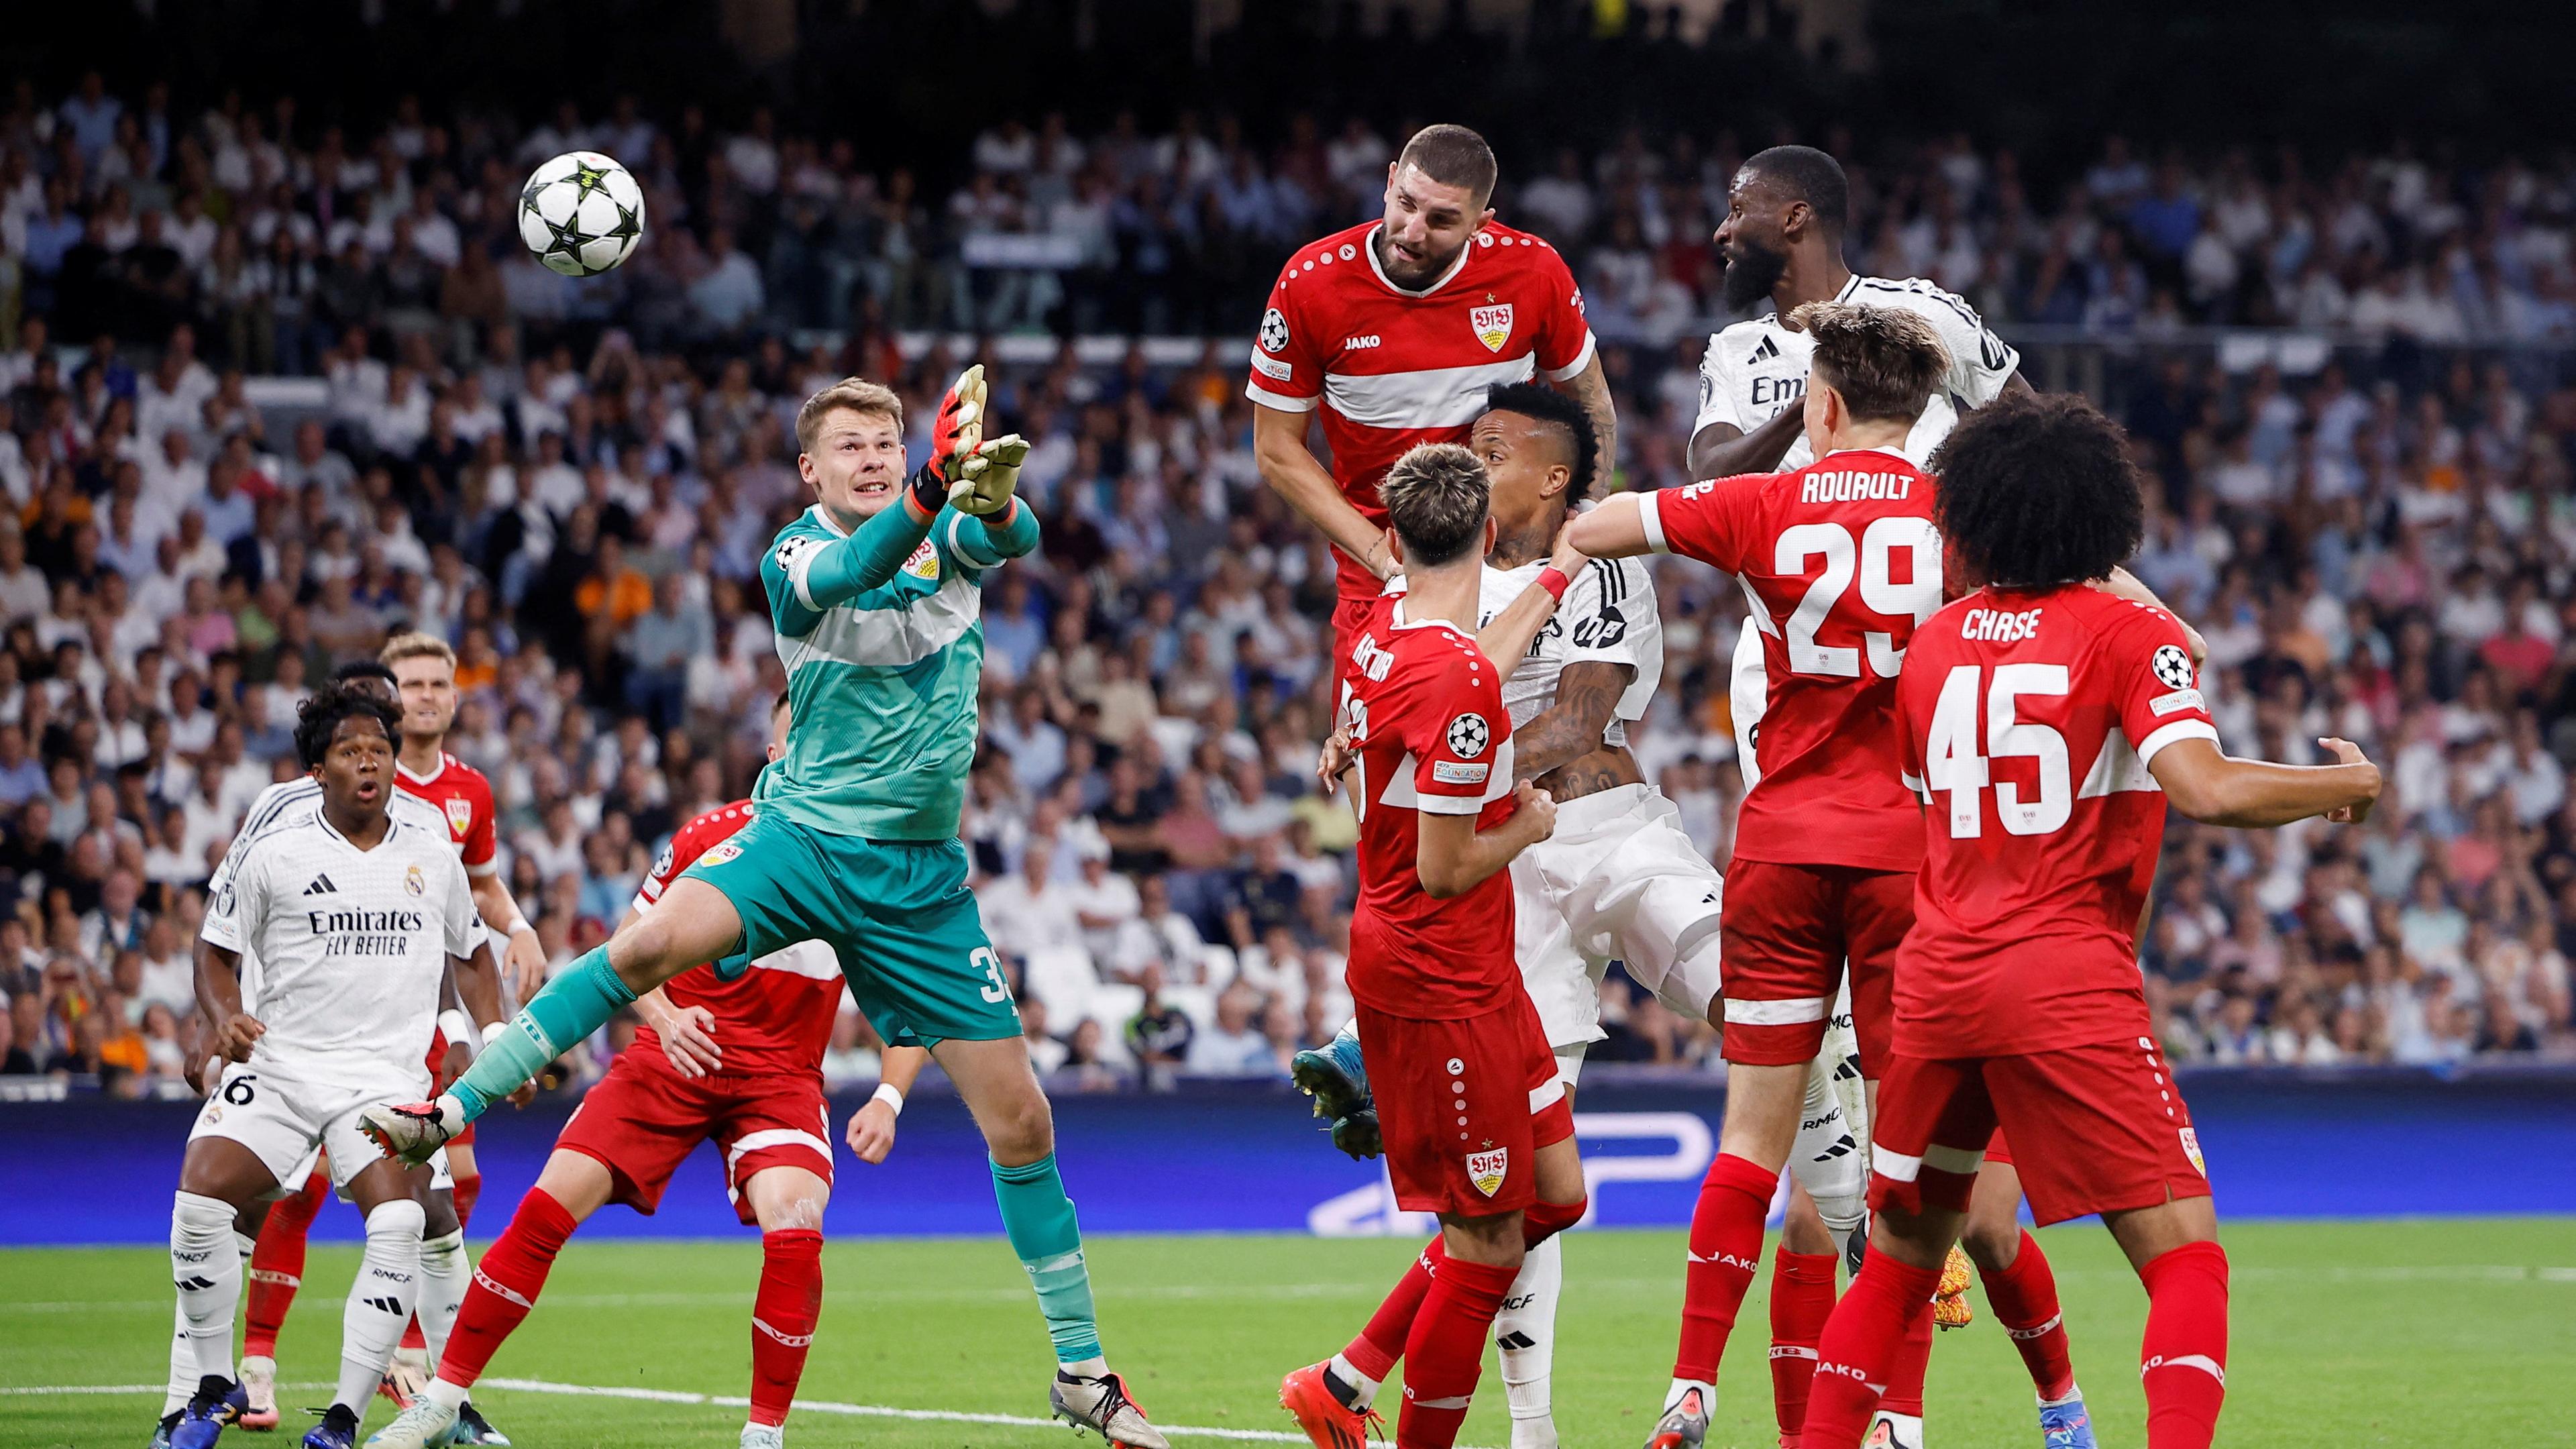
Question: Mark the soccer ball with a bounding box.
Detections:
[517,151,645,277]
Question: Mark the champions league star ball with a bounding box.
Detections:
[517,151,645,277]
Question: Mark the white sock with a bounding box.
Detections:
[337,1199,425,1412]
[170,1191,243,1387]
[1496,1234,1560,1445]
[1327,1352,1381,1411]
[1061,1355,1109,1379]
[1788,1051,1869,1237]
[1871,1409,1925,1446]
[2040,1381,2084,1407]
[427,1377,470,1411]
[162,1297,197,1417]
[1664,1377,1711,1412]
[415,1230,469,1364]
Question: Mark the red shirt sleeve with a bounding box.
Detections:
[1409,648,1510,816]
[1246,258,1326,411]
[2107,605,2219,770]
[460,769,498,873]
[1531,243,1598,381]
[635,815,704,910]
[1639,475,1765,574]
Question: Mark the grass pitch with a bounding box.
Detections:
[5,1219,2567,1448]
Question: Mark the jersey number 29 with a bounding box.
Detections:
[1778,518,1941,678]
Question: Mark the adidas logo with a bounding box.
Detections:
[1495,1330,1539,1351]
[1747,335,1780,365]
[362,1295,405,1316]
[175,1276,217,1293]
[303,874,338,896]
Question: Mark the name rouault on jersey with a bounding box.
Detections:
[1800,470,1915,504]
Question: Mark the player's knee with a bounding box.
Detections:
[421,1191,461,1238]
[982,1090,1055,1161]
[1960,1212,2021,1270]
[364,1197,427,1243]
[760,1193,827,1232]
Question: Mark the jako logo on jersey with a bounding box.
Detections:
[1470,303,1513,352]
[404,865,424,897]
[1342,334,1381,350]
[698,841,744,867]
[445,797,474,837]
[1961,606,2044,642]
[1466,1146,1509,1196]
[1445,712,1491,758]
[1259,307,1290,354]
[904,539,941,582]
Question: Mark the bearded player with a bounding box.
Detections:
[367,692,928,1449]
[1679,145,2192,1449]
[1248,122,1616,696]
[1576,304,2103,1449]
[358,368,1167,1448]
[1298,384,1873,1449]
[1796,392,2381,1449]
[235,633,549,1426]
[1278,442,1589,1449]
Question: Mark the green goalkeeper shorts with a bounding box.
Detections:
[680,809,1021,1046]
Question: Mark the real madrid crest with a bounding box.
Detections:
[404,864,425,897]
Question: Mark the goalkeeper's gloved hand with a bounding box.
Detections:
[904,363,986,519]
[947,433,1030,517]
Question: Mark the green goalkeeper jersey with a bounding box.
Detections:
[756,500,1035,841]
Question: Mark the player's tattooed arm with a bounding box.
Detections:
[1688,407,1804,482]
[1476,525,1589,667]
[1513,662,1635,782]
[193,941,264,1068]
[1560,352,1620,488]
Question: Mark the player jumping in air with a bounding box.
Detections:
[163,682,496,1449]
[356,368,1169,1448]
[1795,392,2381,1449]
[1297,384,1874,1449]
[237,635,543,1439]
[1675,143,2202,1449]
[366,693,928,1449]
[1279,442,1588,1449]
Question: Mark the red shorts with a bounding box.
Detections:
[1867,1038,2209,1227]
[1717,860,1913,1069]
[1358,993,1574,1218]
[425,1030,476,1148]
[555,1047,833,1225]
[1330,592,1378,694]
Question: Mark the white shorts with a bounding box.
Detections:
[191,1062,434,1200]
[1510,782,1725,1048]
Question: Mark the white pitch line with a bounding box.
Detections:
[0,1376,1462,1448]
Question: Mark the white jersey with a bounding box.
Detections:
[199,801,476,1095]
[1690,273,2019,472]
[209,777,450,1012]
[1477,553,1663,747]
[1696,274,2020,771]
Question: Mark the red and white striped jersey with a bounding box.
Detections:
[632,800,841,1077]
[395,752,498,877]
[1246,219,1595,601]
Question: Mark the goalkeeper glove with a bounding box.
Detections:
[904,363,986,519]
[947,433,1030,517]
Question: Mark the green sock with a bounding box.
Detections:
[450,946,635,1121]
[989,1153,1102,1365]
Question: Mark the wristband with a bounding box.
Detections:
[482,1020,511,1046]
[437,1009,474,1049]
[506,917,533,938]
[871,1081,906,1117]
[1536,566,1572,601]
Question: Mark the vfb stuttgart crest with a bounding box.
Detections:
[1466,1146,1509,1197]
[444,796,474,840]
[1469,302,1514,353]
[904,539,942,582]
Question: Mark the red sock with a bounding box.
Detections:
[435,1188,579,1389]
[1398,1255,1515,1449]
[1981,1231,2076,1401]
[243,1170,327,1358]
[451,1172,482,1232]
[1797,1252,1942,1448]
[1674,1152,1776,1383]
[1767,1249,1837,1446]
[749,1229,824,1427]
[1880,1295,1933,1417]
[1346,1239,1445,1383]
[2137,1240,2229,1449]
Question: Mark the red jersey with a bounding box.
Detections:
[396,753,499,877]
[1245,219,1595,602]
[632,800,841,1077]
[1893,586,2218,1057]
[1643,447,1942,872]
[1340,592,1522,1018]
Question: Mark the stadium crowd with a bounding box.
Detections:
[2,69,2573,1102]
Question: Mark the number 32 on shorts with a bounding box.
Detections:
[973,946,1014,1004]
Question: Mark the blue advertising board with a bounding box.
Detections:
[5,1067,2571,1244]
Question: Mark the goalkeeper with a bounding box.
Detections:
[362,368,1167,1449]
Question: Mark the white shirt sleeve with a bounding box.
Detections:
[439,853,477,961]
[200,839,262,955]
[1560,558,1645,674]
[1690,333,1742,436]
[1892,280,2021,408]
